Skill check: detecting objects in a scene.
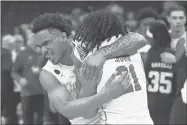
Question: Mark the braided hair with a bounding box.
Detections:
[74,9,128,51]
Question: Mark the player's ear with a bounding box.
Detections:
[60,32,69,44]
[68,34,74,42]
[60,32,68,40]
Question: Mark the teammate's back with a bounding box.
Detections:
[97,52,152,124]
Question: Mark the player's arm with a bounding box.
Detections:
[161,38,185,64]
[175,38,185,62]
[83,32,147,81]
[96,32,147,59]
[39,69,114,119]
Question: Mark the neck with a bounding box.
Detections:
[59,44,73,66]
[170,27,185,38]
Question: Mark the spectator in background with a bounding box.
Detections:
[2,34,15,51]
[168,5,186,51]
[12,34,25,62]
[161,1,178,17]
[126,11,137,31]
[12,35,25,104]
[1,34,19,124]
[71,8,84,30]
[14,26,27,46]
[136,7,159,41]
[106,4,124,16]
[136,7,159,58]
[156,6,186,124]
[161,5,186,64]
[169,35,187,124]
[12,34,45,124]
[19,23,33,46]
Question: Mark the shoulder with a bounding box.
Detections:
[42,60,54,70]
[40,69,73,100]
[128,32,146,41]
[39,69,55,83]
[39,69,62,92]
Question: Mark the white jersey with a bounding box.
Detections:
[97,53,153,124]
[43,61,76,99]
[73,34,153,124]
[171,31,186,51]
[42,61,101,124]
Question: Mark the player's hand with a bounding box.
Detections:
[160,52,176,64]
[19,77,28,86]
[104,71,131,99]
[83,53,106,81]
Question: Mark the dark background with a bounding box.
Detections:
[1,1,164,35]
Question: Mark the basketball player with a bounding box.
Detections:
[161,5,186,63]
[144,22,176,124]
[32,13,145,124]
[73,10,153,124]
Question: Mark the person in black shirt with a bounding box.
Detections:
[144,22,176,124]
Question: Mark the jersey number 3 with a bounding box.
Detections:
[148,71,173,94]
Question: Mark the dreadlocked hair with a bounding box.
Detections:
[74,9,128,51]
[32,13,72,36]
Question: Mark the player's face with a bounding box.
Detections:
[168,11,186,31]
[34,29,68,65]
[139,17,156,36]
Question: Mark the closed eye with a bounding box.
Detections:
[36,45,42,49]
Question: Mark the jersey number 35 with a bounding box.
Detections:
[148,71,173,94]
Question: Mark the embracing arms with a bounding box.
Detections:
[96,32,147,59]
[39,69,129,119]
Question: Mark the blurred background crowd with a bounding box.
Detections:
[1,1,187,125]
